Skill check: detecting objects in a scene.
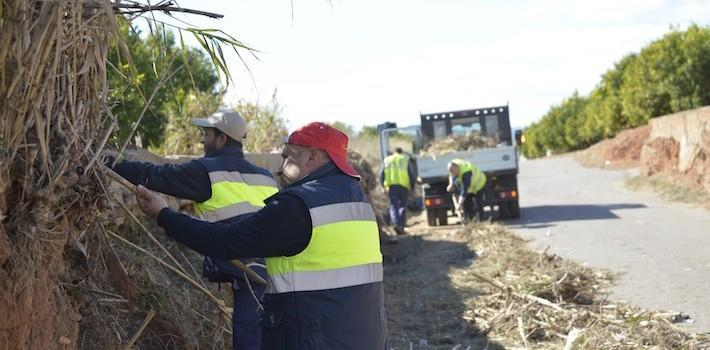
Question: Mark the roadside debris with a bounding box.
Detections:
[464,224,710,349]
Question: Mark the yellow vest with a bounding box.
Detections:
[265,174,383,294]
[451,159,486,194]
[383,153,411,190]
[194,170,278,222]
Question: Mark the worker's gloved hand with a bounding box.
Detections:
[136,185,168,219]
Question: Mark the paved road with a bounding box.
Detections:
[508,156,710,332]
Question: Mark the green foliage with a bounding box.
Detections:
[108,20,219,149]
[231,91,289,153]
[523,25,710,158]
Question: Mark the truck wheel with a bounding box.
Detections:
[427,209,437,226]
[509,200,520,219]
[437,208,448,226]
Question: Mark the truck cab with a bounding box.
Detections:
[379,105,520,226]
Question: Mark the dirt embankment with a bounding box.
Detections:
[640,106,710,193]
[576,106,710,199]
[575,125,651,169]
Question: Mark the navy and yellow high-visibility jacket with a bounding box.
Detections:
[112,145,278,279]
[261,165,388,350]
[156,163,389,349]
[193,150,278,279]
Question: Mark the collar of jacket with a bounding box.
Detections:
[286,162,341,189]
[204,144,244,158]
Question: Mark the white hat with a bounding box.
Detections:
[192,110,247,141]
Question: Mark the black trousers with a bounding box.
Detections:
[462,192,485,220]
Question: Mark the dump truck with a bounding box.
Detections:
[379,105,520,226]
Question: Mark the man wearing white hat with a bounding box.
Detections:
[106,110,278,350]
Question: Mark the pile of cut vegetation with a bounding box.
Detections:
[348,151,397,240]
[464,224,710,349]
[421,133,498,156]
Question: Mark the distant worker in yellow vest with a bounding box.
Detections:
[381,147,415,235]
[106,110,278,350]
[446,159,487,222]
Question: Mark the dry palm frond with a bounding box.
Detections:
[1,1,253,349]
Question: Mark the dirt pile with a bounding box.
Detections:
[640,107,710,193]
[575,125,651,169]
[640,137,681,174]
[421,133,498,156]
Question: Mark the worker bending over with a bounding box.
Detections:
[446,159,487,223]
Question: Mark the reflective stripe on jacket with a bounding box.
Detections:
[261,166,388,350]
[194,154,278,278]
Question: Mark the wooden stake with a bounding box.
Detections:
[122,308,156,350]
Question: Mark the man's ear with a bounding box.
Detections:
[217,133,228,148]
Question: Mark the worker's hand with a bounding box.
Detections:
[446,184,454,193]
[136,185,168,219]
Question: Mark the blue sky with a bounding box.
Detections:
[149,0,710,130]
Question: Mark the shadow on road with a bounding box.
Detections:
[508,203,647,227]
[382,231,505,350]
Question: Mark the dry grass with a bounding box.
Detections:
[0,2,239,348]
[1,2,119,347]
[463,223,709,349]
[349,133,413,168]
[626,175,710,211]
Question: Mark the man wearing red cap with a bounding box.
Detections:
[133,122,388,349]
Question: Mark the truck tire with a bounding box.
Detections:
[427,208,437,226]
[509,200,520,219]
[437,208,448,226]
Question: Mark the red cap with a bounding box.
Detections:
[286,122,361,180]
